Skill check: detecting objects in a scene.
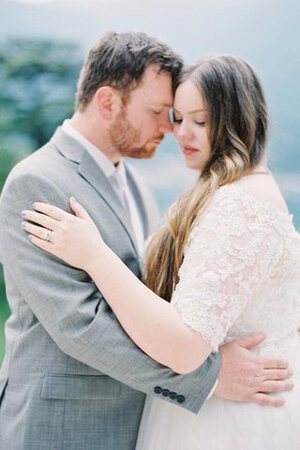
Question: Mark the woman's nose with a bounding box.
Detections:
[175,121,192,139]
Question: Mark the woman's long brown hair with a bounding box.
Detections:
[146,56,269,302]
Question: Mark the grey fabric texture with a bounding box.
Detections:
[0,128,221,450]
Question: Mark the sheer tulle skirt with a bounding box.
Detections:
[136,360,300,450]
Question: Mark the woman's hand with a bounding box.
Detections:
[22,198,107,272]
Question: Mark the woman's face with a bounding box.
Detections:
[173,79,211,170]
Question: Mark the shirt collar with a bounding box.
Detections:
[62,119,122,178]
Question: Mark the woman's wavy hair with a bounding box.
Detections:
[146,55,269,301]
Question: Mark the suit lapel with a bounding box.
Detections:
[51,127,139,255]
[78,152,139,254]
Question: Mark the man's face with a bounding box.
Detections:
[109,65,173,159]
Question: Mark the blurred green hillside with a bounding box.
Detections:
[0,39,81,362]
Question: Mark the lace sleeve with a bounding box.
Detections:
[171,187,283,351]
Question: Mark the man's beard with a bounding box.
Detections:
[109,109,163,159]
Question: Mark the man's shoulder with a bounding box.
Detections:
[3,138,71,192]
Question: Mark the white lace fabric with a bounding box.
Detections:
[136,182,300,450]
[171,183,300,353]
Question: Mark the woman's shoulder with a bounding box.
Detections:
[192,179,295,240]
[202,182,265,218]
[212,179,292,223]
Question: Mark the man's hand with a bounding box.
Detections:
[215,333,293,407]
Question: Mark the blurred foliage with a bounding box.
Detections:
[0,38,82,363]
[0,38,81,149]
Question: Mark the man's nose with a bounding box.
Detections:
[159,113,173,134]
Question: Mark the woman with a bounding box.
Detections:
[22,56,300,449]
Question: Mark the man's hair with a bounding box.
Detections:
[75,31,183,111]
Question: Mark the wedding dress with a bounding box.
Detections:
[136,183,300,450]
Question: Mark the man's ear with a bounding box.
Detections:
[95,86,122,121]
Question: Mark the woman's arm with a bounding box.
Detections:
[88,244,212,374]
[22,199,212,374]
[22,196,294,406]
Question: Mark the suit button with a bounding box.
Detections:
[176,395,186,403]
[162,389,170,397]
[169,392,177,400]
[154,386,162,394]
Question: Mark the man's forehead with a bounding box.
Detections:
[136,71,173,102]
[143,63,171,79]
[139,92,173,107]
[138,66,172,89]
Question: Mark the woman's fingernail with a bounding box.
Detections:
[21,210,27,217]
[70,197,77,203]
[21,221,26,229]
[28,235,33,241]
[32,202,37,208]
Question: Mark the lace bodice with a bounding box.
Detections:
[171,183,300,358]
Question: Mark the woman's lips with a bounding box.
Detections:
[182,147,199,156]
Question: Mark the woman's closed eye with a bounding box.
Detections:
[171,111,182,124]
[172,118,205,127]
[173,118,182,124]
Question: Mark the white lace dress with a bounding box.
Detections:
[136,183,300,450]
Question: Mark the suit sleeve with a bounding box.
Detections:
[0,171,221,413]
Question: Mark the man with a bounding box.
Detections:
[0,32,292,450]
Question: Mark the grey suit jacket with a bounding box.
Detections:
[0,128,221,450]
